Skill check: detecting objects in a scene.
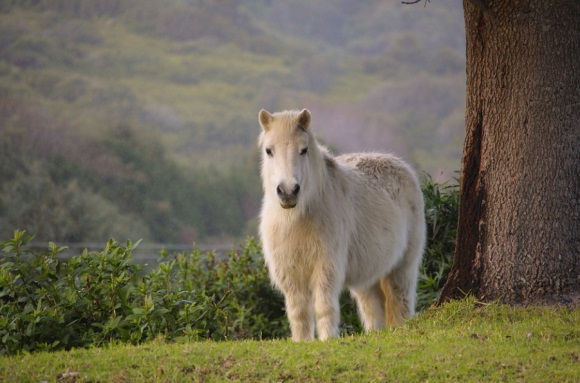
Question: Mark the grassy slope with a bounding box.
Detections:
[2,299,578,383]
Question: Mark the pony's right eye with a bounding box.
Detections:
[265,148,273,157]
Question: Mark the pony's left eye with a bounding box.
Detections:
[265,148,273,157]
[299,148,308,156]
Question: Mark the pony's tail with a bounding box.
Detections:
[380,277,406,327]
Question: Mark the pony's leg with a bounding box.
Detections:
[380,276,406,327]
[284,289,314,341]
[382,240,423,326]
[350,282,386,331]
[312,275,341,340]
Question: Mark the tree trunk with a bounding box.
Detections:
[439,0,580,305]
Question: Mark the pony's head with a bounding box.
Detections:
[258,109,320,211]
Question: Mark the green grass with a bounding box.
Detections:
[2,298,578,383]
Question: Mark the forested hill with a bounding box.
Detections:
[0,0,465,244]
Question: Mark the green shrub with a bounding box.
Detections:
[0,232,288,355]
[418,175,459,310]
[0,232,144,354]
[138,238,288,341]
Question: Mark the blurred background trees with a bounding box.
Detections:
[0,0,465,244]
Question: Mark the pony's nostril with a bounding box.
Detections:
[276,184,299,198]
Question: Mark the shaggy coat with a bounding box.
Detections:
[258,109,425,341]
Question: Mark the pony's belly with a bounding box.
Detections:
[344,228,407,290]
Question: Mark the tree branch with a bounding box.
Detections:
[401,0,430,5]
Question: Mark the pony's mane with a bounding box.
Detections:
[318,145,337,171]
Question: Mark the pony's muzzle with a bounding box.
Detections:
[276,183,300,208]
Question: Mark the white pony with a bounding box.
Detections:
[258,109,425,341]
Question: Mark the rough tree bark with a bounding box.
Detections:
[439,0,580,305]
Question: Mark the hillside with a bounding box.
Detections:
[0,0,465,244]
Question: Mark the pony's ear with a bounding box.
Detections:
[297,109,311,131]
[259,109,273,131]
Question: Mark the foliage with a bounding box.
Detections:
[418,174,459,309]
[0,232,286,355]
[0,118,258,243]
[0,231,141,354]
[0,160,150,242]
